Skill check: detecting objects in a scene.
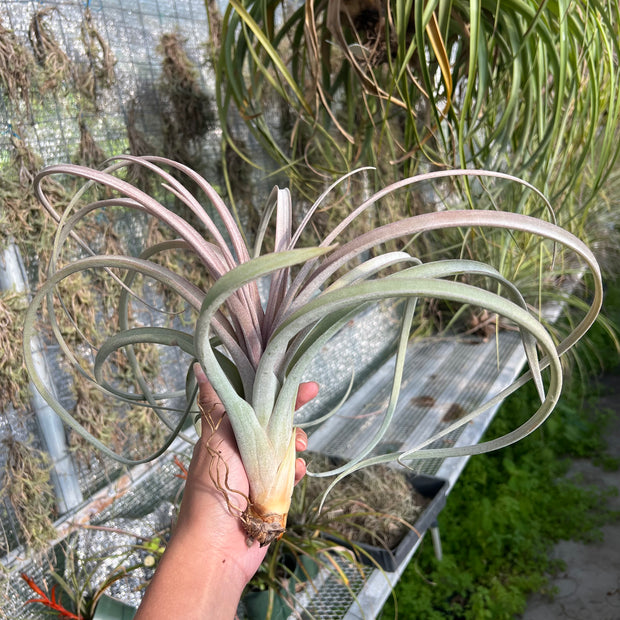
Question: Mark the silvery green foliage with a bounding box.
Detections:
[23,158,602,505]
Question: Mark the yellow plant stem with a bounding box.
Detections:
[241,429,297,546]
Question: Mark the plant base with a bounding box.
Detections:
[241,505,286,547]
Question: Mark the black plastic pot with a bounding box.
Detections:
[326,473,448,572]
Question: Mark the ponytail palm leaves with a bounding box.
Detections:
[23,157,602,545]
[216,0,620,209]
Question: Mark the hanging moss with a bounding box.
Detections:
[75,7,116,106]
[28,7,72,94]
[224,137,260,239]
[0,291,30,412]
[7,132,42,188]
[0,19,36,113]
[68,345,167,468]
[126,100,156,158]
[1,436,57,553]
[0,138,70,281]
[204,0,223,58]
[157,32,214,142]
[75,120,106,167]
[125,99,158,190]
[69,374,120,470]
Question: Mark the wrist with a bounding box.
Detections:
[136,526,249,620]
[170,526,251,591]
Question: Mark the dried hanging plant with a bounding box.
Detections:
[69,367,166,468]
[331,0,400,68]
[9,132,43,188]
[28,7,71,93]
[0,19,36,113]
[125,99,158,189]
[157,32,214,141]
[0,291,30,411]
[205,0,223,56]
[1,179,46,257]
[156,33,215,206]
[76,120,106,168]
[0,175,71,281]
[126,100,155,158]
[69,373,122,469]
[1,136,53,275]
[75,7,116,105]
[1,436,57,552]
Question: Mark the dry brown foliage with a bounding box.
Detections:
[1,436,57,552]
[0,19,36,112]
[28,7,72,93]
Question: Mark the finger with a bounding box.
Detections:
[294,457,306,485]
[295,381,319,410]
[193,362,209,389]
[193,362,225,423]
[295,428,308,452]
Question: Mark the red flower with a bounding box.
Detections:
[21,573,84,620]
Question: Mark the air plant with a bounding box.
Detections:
[23,156,602,546]
[20,526,168,619]
[28,7,72,94]
[21,572,84,620]
[0,290,30,411]
[0,19,36,113]
[75,6,116,105]
[1,435,57,552]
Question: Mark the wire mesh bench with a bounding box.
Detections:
[301,328,528,619]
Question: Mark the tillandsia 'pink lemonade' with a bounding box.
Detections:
[23,157,603,544]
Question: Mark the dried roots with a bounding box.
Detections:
[197,396,285,547]
[240,505,286,548]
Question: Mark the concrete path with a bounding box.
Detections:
[521,372,620,620]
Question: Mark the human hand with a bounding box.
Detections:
[136,366,318,619]
[174,364,318,583]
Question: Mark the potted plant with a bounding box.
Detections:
[22,573,138,620]
[23,156,602,549]
[20,524,170,620]
[298,454,448,572]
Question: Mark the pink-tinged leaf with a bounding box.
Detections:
[263,188,294,337]
[136,155,265,330]
[35,163,229,281]
[35,161,264,366]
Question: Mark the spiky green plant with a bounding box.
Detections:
[23,156,602,545]
[214,0,620,218]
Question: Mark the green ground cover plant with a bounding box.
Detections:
[380,284,620,620]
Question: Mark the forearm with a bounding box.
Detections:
[135,527,248,620]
